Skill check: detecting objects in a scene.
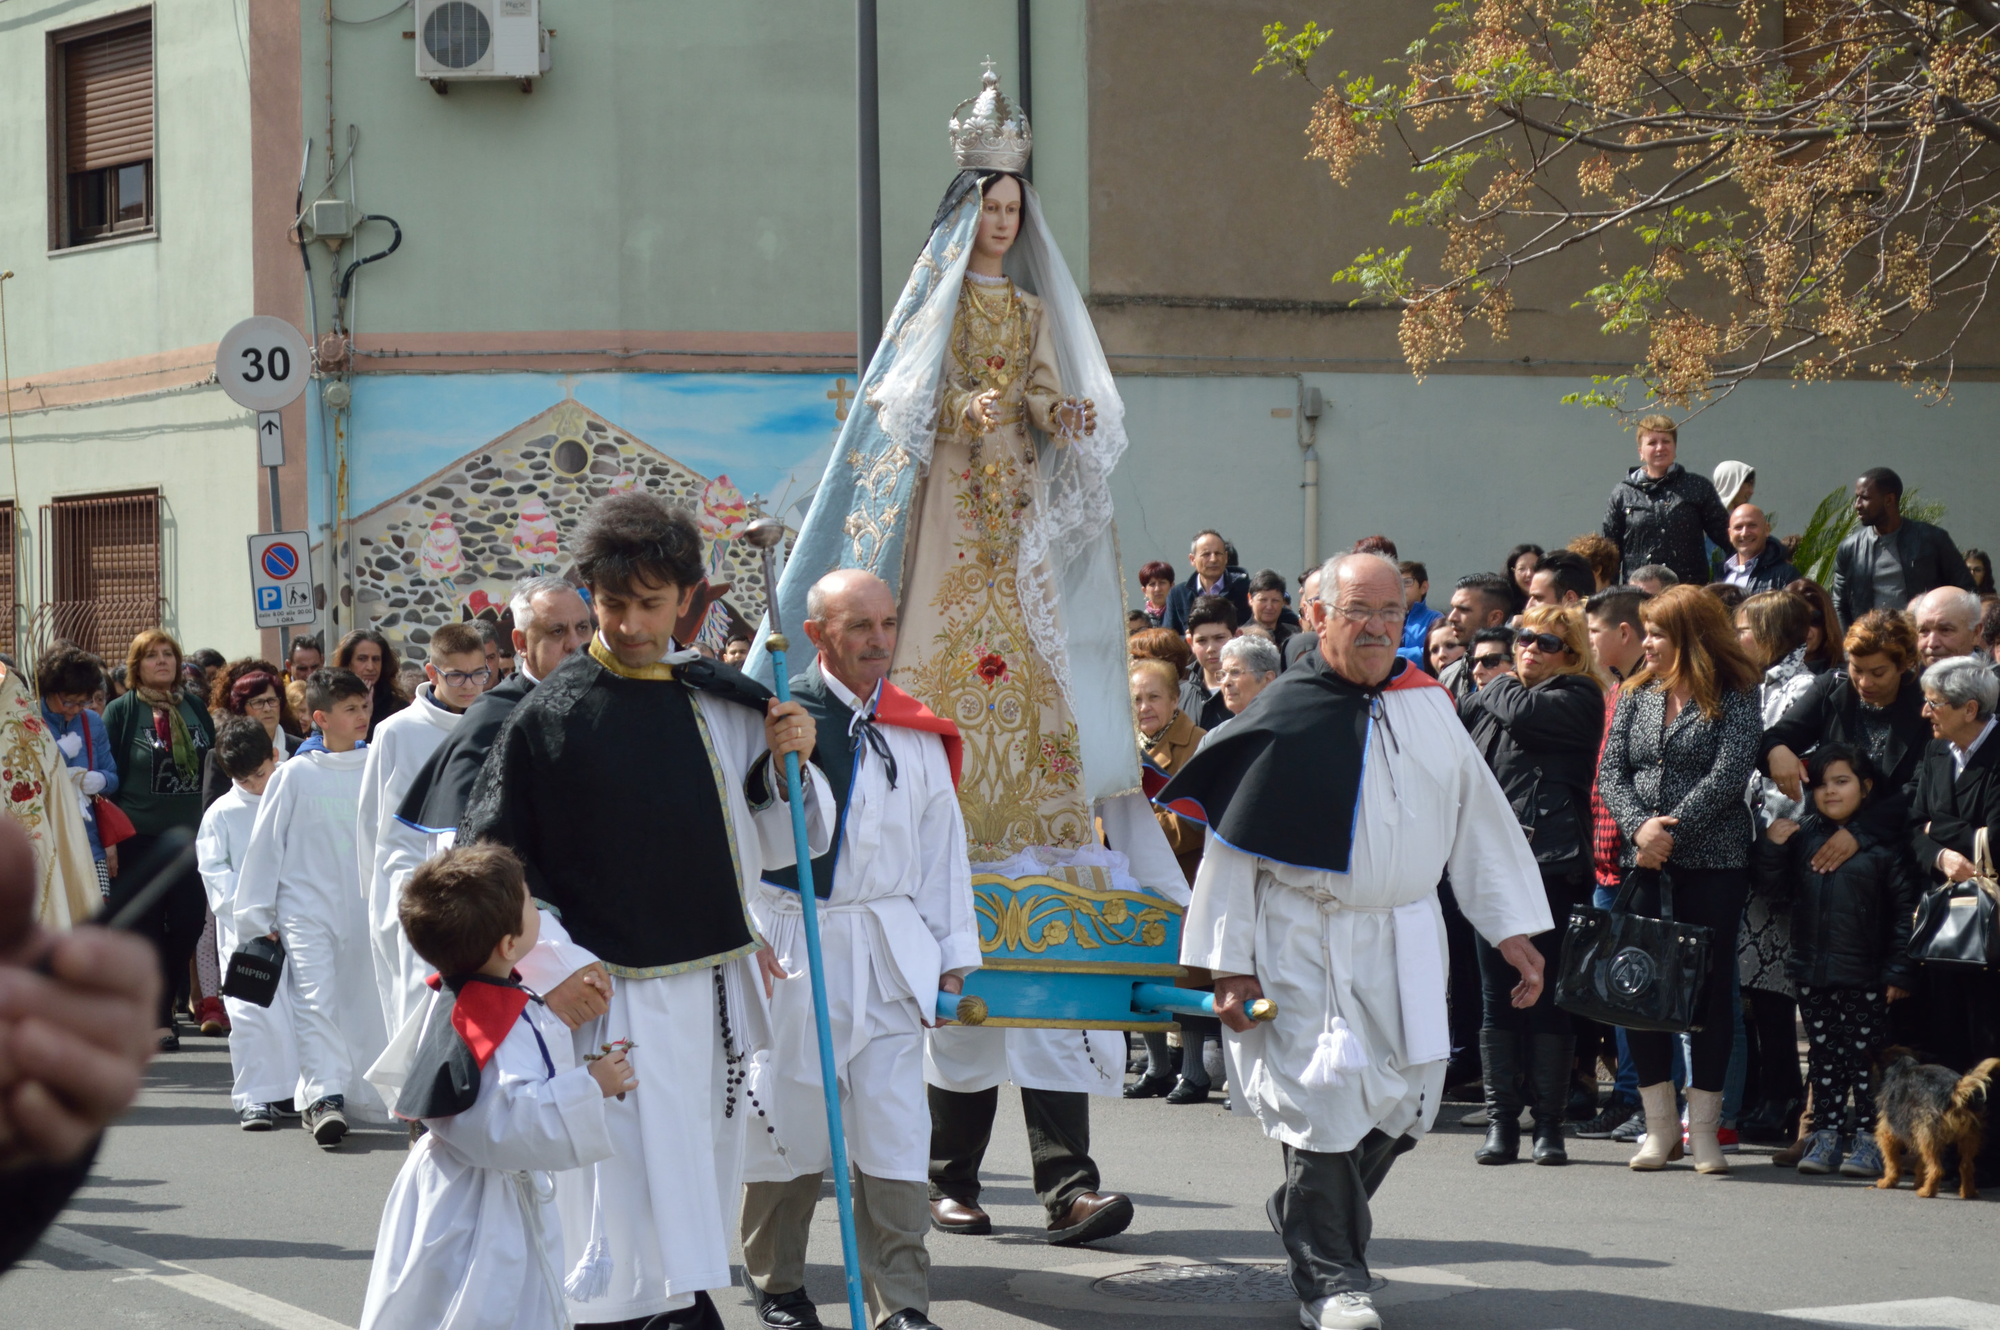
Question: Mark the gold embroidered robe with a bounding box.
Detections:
[890,271,1091,861]
[0,665,99,927]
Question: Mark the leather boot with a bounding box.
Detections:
[1473,1030,1522,1164]
[1628,1082,1684,1170]
[1528,1033,1573,1166]
[1685,1086,1728,1174]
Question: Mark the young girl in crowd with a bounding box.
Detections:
[1754,744,1919,1179]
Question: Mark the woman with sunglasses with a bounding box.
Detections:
[1456,605,1605,1164]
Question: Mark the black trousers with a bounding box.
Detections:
[1621,866,1750,1092]
[1439,876,1485,1086]
[1746,988,1803,1106]
[927,1084,1097,1222]
[111,828,207,1030]
[1476,867,1587,1034]
[1273,1131,1417,1300]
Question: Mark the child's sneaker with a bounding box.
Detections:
[1839,1134,1884,1179]
[1609,1108,1648,1143]
[1796,1129,1844,1174]
[303,1096,348,1149]
[197,997,230,1037]
[1717,1125,1741,1154]
[238,1103,279,1132]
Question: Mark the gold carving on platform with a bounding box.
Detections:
[972,874,1178,956]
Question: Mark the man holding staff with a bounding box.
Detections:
[461,492,831,1330]
[739,569,978,1330]
[1160,552,1551,1330]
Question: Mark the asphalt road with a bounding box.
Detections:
[4,1037,1998,1330]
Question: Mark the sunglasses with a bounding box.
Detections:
[1472,653,1511,668]
[1515,631,1569,654]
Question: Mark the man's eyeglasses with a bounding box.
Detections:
[438,667,493,688]
[1514,631,1569,655]
[1328,603,1406,627]
[1471,653,1511,669]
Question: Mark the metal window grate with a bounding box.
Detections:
[39,490,161,664]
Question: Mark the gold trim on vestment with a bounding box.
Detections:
[587,636,678,680]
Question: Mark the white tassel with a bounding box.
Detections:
[1299,1017,1368,1089]
[563,1164,613,1301]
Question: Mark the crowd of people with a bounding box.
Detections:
[1122,412,1999,1194]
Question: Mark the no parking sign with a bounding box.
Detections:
[248,531,316,629]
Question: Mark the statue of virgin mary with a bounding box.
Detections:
[760,63,1182,902]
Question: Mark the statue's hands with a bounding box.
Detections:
[1054,396,1096,439]
[963,390,1000,435]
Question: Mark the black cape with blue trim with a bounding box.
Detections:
[1155,652,1445,874]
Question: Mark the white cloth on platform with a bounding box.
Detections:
[234,747,392,1119]
[1179,682,1551,1154]
[744,668,979,1184]
[359,990,613,1330]
[506,676,833,1326]
[195,783,301,1111]
[358,684,462,1036]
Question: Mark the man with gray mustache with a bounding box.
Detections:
[1159,552,1550,1330]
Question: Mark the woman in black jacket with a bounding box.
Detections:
[1600,585,1764,1174]
[1599,415,1732,586]
[1760,610,1928,874]
[1754,744,1918,1178]
[1459,605,1605,1165]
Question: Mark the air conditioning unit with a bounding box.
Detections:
[415,0,549,87]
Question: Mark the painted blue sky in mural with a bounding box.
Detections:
[313,371,855,529]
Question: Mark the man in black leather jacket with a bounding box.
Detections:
[1832,467,1973,622]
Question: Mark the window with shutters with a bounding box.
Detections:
[48,13,154,250]
[40,491,162,663]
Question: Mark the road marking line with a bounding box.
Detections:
[1772,1298,2000,1329]
[38,1224,355,1330]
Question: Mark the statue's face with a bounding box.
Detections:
[975,175,1021,263]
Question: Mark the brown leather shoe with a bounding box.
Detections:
[1046,1191,1134,1246]
[929,1196,991,1235]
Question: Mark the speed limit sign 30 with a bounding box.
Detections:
[216,316,311,413]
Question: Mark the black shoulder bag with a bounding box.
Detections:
[1555,867,1713,1032]
[1907,829,1999,970]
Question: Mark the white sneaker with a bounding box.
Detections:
[1300,1292,1382,1329]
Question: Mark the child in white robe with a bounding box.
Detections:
[234,667,388,1148]
[360,843,628,1330]
[196,716,302,1129]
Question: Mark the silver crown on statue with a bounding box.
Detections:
[949,59,1032,173]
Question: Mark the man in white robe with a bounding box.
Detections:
[357,621,490,1035]
[1164,553,1551,1330]
[739,571,979,1330]
[461,493,831,1330]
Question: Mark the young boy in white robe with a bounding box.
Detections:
[234,667,390,1149]
[360,844,628,1330]
[357,620,487,1037]
[196,716,302,1130]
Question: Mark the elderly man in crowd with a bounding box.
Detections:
[1912,586,1986,668]
[1718,504,1801,593]
[1436,574,1514,701]
[1159,552,1550,1330]
[1285,567,1325,669]
[1166,530,1251,635]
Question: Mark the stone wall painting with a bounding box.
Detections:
[345,395,799,660]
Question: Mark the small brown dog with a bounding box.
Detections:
[1873,1047,2000,1199]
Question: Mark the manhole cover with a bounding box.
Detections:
[1093,1262,1294,1304]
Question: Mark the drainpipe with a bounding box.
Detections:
[1298,379,1322,572]
[856,0,882,373]
[1017,0,1032,181]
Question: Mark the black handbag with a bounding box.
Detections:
[1908,829,2000,970]
[221,934,286,1008]
[1555,868,1714,1033]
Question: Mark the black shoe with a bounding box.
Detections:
[1574,1097,1637,1139]
[879,1313,942,1330]
[1532,1120,1568,1165]
[158,1031,180,1053]
[1527,1034,1573,1167]
[1473,1031,1522,1164]
[655,1291,725,1330]
[238,1104,279,1132]
[1164,1078,1210,1105]
[1123,1073,1175,1099]
[1738,1097,1801,1146]
[753,1287,821,1330]
[303,1096,348,1148]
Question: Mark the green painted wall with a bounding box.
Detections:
[301,0,1089,338]
[0,0,254,375]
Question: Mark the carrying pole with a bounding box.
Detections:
[743,516,866,1330]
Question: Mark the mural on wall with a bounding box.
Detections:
[329,373,858,660]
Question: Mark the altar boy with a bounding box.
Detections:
[360,844,627,1330]
[235,668,389,1149]
[195,716,301,1130]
